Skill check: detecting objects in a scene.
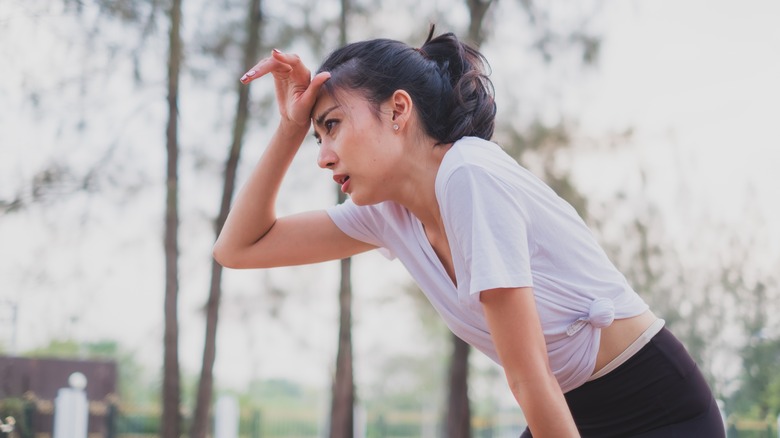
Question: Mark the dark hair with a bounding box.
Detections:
[316,26,496,144]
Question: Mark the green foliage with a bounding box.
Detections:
[248,378,304,400]
[729,334,780,420]
[117,410,162,435]
[232,379,324,437]
[500,119,588,218]
[23,339,81,358]
[233,378,324,416]
[0,399,27,437]
[23,338,123,359]
[517,0,602,66]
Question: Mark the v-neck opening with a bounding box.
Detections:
[411,214,458,289]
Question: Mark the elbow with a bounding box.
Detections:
[212,239,268,269]
[212,240,239,269]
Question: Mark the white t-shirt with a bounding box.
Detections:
[326,136,648,392]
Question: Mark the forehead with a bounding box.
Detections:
[311,88,376,121]
[311,91,339,120]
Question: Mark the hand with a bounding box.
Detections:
[240,49,331,128]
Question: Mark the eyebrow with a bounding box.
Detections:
[313,105,340,126]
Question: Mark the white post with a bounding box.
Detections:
[214,395,239,438]
[421,402,437,438]
[53,373,89,438]
[353,405,366,438]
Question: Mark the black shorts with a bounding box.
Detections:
[520,327,726,437]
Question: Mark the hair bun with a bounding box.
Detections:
[418,25,496,143]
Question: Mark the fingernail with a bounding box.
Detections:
[272,48,281,54]
[246,70,256,76]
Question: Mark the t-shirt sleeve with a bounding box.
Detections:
[326,199,395,260]
[439,165,534,297]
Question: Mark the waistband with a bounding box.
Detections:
[587,318,666,381]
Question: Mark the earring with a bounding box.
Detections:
[393,124,399,131]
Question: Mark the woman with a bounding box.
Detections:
[214,27,725,437]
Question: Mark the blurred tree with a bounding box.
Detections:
[330,1,356,436]
[501,121,587,216]
[442,1,601,435]
[7,2,778,433]
[594,183,699,352]
[161,0,184,436]
[0,0,164,215]
[731,326,780,420]
[0,165,100,216]
[590,163,780,402]
[189,0,264,437]
[445,332,471,438]
[2,1,185,431]
[362,332,449,422]
[725,241,780,419]
[177,1,361,435]
[442,3,498,435]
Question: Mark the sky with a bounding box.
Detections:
[1,0,779,402]
[584,1,780,223]
[589,1,780,284]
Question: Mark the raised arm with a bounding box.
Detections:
[480,287,580,438]
[213,50,375,269]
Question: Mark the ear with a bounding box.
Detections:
[388,90,414,130]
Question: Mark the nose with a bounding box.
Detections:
[317,142,337,169]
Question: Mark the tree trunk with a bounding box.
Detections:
[446,333,472,438]
[465,0,494,46]
[330,255,355,438]
[329,1,355,436]
[444,3,494,436]
[189,1,263,437]
[162,0,183,436]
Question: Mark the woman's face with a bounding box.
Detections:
[311,89,403,206]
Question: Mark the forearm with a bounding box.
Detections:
[213,122,309,259]
[509,371,579,437]
[480,288,579,437]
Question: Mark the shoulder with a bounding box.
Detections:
[437,136,527,195]
[327,199,415,260]
[328,199,416,241]
[328,198,406,226]
[442,136,506,166]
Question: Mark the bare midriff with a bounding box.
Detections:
[593,309,659,375]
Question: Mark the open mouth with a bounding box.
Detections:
[333,174,351,192]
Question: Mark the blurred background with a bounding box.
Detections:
[1,0,779,437]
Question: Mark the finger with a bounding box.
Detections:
[271,49,312,81]
[299,71,332,108]
[309,71,332,92]
[271,49,303,68]
[240,60,292,84]
[239,57,293,84]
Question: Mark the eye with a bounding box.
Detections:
[324,119,338,134]
[313,118,339,145]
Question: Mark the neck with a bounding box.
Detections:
[392,139,452,233]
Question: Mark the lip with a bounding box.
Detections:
[333,174,351,193]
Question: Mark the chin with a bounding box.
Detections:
[348,192,379,207]
[349,194,367,206]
